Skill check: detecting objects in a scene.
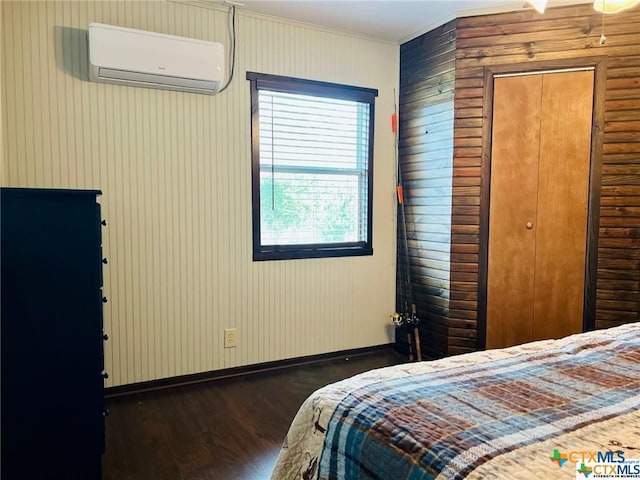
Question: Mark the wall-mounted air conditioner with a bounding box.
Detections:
[88,23,224,95]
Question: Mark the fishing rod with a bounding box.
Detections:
[391,88,421,362]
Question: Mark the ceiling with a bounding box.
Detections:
[238,0,591,42]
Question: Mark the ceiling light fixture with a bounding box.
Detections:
[528,0,639,14]
[526,0,548,13]
[593,0,640,13]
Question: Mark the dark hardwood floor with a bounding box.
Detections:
[103,349,406,480]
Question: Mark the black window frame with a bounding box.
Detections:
[247,71,378,261]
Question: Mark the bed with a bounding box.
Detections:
[270,323,640,480]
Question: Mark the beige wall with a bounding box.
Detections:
[1,4,4,183]
[1,1,399,386]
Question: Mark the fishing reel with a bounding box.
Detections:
[391,308,423,362]
[391,311,420,327]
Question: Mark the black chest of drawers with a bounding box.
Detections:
[1,187,106,480]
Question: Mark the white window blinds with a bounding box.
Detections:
[259,91,370,246]
[247,72,377,261]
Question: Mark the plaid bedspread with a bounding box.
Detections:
[270,323,640,480]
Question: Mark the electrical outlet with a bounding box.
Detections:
[224,328,237,348]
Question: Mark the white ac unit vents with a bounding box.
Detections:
[88,23,224,95]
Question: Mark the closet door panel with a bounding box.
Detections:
[486,75,542,349]
[533,71,594,341]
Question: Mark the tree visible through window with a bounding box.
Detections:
[247,72,378,261]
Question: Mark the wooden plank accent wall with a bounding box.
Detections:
[398,20,456,359]
[401,3,639,358]
[451,3,640,354]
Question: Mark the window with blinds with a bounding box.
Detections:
[247,72,378,261]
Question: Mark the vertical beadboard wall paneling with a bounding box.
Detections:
[0,16,2,184]
[1,3,6,183]
[1,1,398,387]
[398,20,456,359]
[452,3,640,353]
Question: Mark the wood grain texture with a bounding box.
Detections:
[102,350,406,480]
[532,71,593,341]
[397,20,456,359]
[455,4,639,353]
[486,75,542,349]
[401,2,639,356]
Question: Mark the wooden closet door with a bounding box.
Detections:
[486,75,543,349]
[532,71,594,341]
[487,70,594,349]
